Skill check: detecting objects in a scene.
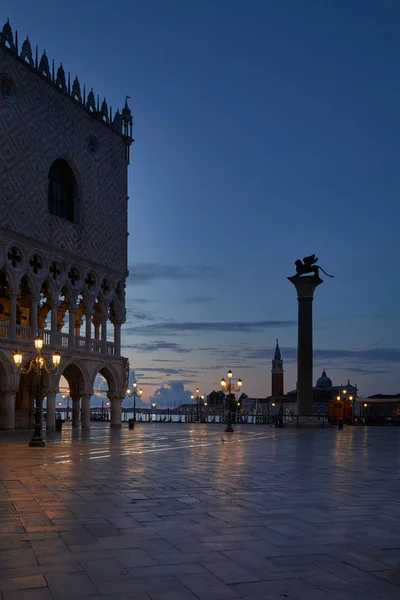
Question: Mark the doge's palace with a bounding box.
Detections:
[0,19,132,430]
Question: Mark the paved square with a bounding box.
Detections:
[1,424,400,599]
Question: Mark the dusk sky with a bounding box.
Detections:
[7,1,400,403]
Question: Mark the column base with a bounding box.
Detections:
[110,423,122,429]
[225,423,234,433]
[29,437,45,447]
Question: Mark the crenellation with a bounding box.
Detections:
[0,19,133,139]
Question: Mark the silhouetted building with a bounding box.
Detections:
[271,339,284,397]
[0,20,132,429]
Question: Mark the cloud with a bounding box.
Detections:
[122,341,189,353]
[125,320,296,336]
[342,368,390,375]
[186,296,214,304]
[313,348,400,364]
[152,359,183,363]
[128,263,218,285]
[137,367,197,376]
[150,381,193,408]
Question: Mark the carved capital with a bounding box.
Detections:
[288,274,323,299]
[107,392,124,403]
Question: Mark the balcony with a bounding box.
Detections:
[1,324,117,356]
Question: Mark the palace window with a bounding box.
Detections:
[48,159,78,223]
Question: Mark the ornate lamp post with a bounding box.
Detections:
[191,388,204,422]
[336,389,353,426]
[126,381,143,429]
[62,391,71,420]
[13,337,61,447]
[220,370,243,433]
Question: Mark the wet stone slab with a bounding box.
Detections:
[0,423,400,599]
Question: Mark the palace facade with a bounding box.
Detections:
[0,20,133,430]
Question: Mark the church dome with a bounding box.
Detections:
[316,369,332,389]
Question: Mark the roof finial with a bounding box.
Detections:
[274,339,281,361]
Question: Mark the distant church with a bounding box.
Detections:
[0,19,133,429]
[260,340,358,416]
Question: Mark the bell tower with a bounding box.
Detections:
[271,339,284,397]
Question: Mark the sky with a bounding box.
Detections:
[5,0,400,404]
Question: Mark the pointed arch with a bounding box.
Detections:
[59,356,91,395]
[91,361,120,393]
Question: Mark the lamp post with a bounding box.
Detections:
[336,389,354,425]
[13,337,61,447]
[62,391,71,420]
[126,381,143,429]
[220,370,243,433]
[191,388,204,422]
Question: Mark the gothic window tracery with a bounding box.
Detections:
[48,159,77,223]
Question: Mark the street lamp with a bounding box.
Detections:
[336,389,354,425]
[190,388,204,422]
[62,391,71,420]
[13,336,61,447]
[126,381,143,429]
[220,369,243,433]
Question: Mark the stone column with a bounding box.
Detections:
[108,393,123,429]
[113,321,122,356]
[288,275,323,416]
[30,294,39,340]
[101,314,107,354]
[46,391,56,430]
[81,394,92,429]
[68,306,76,349]
[2,390,16,429]
[50,303,59,346]
[8,292,17,341]
[85,310,92,353]
[93,316,101,340]
[71,393,80,428]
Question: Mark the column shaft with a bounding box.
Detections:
[101,316,107,354]
[81,395,91,429]
[50,304,58,346]
[110,397,122,428]
[68,308,76,349]
[297,297,314,415]
[2,392,16,429]
[30,295,38,340]
[46,392,56,430]
[72,397,80,427]
[8,292,17,341]
[85,312,92,352]
[114,322,121,356]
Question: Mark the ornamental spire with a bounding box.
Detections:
[274,339,281,361]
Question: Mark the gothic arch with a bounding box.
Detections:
[91,361,120,393]
[59,357,91,395]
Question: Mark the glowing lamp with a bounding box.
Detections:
[13,350,22,367]
[52,352,61,368]
[34,336,44,351]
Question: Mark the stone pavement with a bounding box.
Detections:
[1,424,400,600]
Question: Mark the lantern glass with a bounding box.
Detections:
[13,350,22,366]
[52,352,61,368]
[34,337,44,351]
